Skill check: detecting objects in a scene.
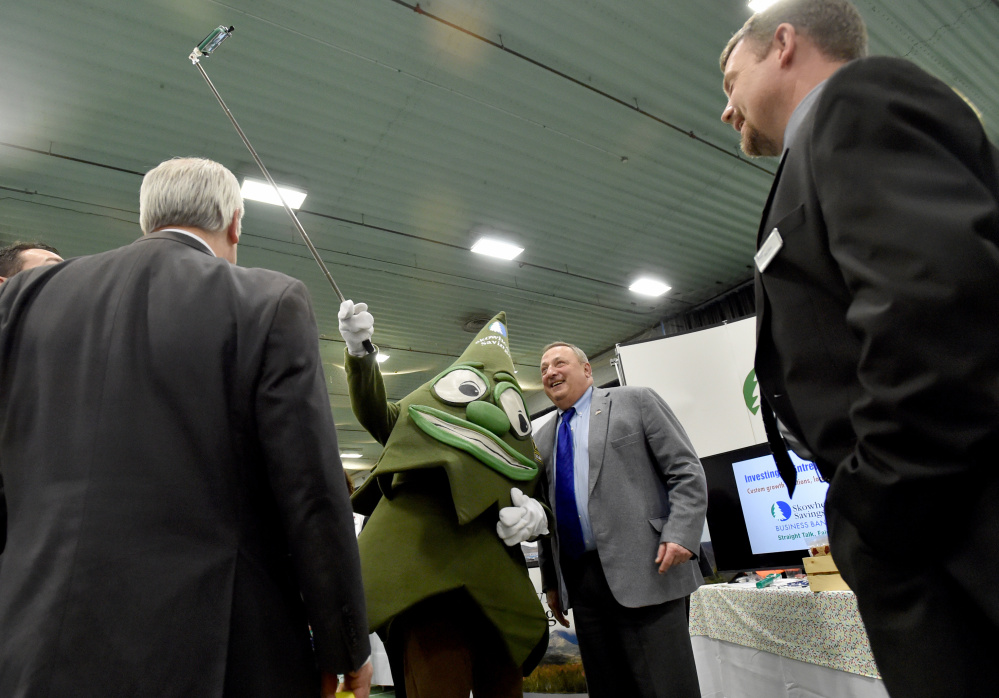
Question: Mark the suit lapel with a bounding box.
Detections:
[536,418,557,482]
[587,389,611,497]
[756,150,789,247]
[755,149,789,345]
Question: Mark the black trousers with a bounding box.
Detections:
[830,506,999,698]
[563,551,700,698]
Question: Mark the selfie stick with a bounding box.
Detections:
[189,26,374,352]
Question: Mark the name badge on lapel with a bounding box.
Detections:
[755,228,783,273]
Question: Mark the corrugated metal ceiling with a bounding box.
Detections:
[2,0,996,472]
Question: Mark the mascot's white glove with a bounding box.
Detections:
[338,300,374,357]
[496,487,549,546]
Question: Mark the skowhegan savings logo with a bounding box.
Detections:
[743,369,760,415]
[772,500,827,541]
[771,501,792,521]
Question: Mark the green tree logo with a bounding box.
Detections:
[743,369,760,415]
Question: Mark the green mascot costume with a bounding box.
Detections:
[339,301,550,698]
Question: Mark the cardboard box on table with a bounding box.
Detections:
[803,555,851,592]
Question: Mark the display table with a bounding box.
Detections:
[689,581,889,698]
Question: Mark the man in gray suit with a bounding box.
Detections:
[0,157,371,698]
[536,342,706,698]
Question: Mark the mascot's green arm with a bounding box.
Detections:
[344,350,399,446]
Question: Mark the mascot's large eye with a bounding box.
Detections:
[432,367,488,405]
[496,383,531,439]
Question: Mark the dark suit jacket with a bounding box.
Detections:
[536,386,706,609]
[0,231,369,697]
[754,57,999,552]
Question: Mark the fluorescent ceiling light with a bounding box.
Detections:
[629,278,671,297]
[375,353,390,363]
[471,237,524,261]
[344,463,374,471]
[241,178,307,209]
[748,0,779,11]
[340,452,363,459]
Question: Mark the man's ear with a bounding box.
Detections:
[226,210,241,246]
[0,276,8,284]
[773,23,797,66]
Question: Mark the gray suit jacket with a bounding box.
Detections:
[537,385,706,609]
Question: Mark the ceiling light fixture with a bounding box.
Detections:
[471,237,524,261]
[748,0,780,11]
[241,178,307,209]
[375,353,390,363]
[340,452,363,459]
[629,278,671,297]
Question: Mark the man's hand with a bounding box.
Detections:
[496,487,549,546]
[655,541,693,574]
[338,300,374,357]
[546,589,570,628]
[322,658,373,698]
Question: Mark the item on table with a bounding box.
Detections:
[756,573,781,588]
[802,554,851,592]
[806,535,831,557]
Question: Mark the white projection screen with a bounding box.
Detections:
[615,318,766,459]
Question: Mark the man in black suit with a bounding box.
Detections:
[719,1,999,695]
[0,157,372,697]
[0,241,63,552]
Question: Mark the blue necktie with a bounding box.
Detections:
[555,407,585,560]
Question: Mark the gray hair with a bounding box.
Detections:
[139,158,244,235]
[720,0,867,71]
[541,342,589,365]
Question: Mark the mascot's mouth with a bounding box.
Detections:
[408,405,538,481]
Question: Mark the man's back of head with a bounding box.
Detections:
[0,241,63,280]
[139,157,245,263]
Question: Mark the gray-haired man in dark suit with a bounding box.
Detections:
[0,157,371,698]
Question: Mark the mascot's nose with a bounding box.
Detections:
[465,400,511,436]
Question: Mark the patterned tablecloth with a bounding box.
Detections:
[688,581,881,678]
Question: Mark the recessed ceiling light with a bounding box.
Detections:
[241,178,307,209]
[340,452,363,459]
[375,353,390,363]
[471,237,524,261]
[343,463,374,471]
[629,278,671,297]
[748,0,779,11]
